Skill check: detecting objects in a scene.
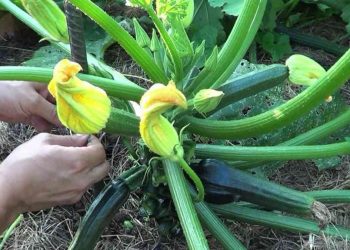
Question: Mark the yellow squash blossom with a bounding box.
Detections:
[139,81,205,201]
[140,81,186,160]
[49,59,111,134]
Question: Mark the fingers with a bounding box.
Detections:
[41,135,106,172]
[30,116,54,132]
[50,135,106,172]
[37,86,56,104]
[68,136,106,169]
[44,134,90,147]
[88,161,109,184]
[31,96,61,127]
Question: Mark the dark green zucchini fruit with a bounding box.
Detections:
[69,180,129,250]
[192,159,330,226]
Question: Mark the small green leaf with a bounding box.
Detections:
[167,17,193,59]
[122,220,134,231]
[133,18,151,48]
[286,13,302,27]
[189,0,224,55]
[204,46,218,71]
[341,4,350,33]
[261,32,292,62]
[314,157,342,170]
[260,0,284,31]
[86,35,114,61]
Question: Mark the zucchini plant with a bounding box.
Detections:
[1,0,350,249]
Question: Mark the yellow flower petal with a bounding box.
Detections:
[140,81,187,113]
[140,115,182,159]
[49,59,111,134]
[139,81,186,158]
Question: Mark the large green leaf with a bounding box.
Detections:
[259,32,292,62]
[22,45,66,68]
[341,4,350,33]
[208,0,244,16]
[188,0,224,55]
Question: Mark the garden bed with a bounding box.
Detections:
[1,4,350,249]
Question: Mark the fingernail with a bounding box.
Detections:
[75,133,89,142]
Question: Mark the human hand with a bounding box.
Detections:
[0,81,61,131]
[0,133,109,216]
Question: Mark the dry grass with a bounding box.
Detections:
[0,123,182,250]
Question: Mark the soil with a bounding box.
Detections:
[0,10,350,250]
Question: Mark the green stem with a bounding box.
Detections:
[190,0,267,92]
[306,190,350,203]
[195,141,350,161]
[194,202,246,250]
[0,66,145,101]
[237,109,350,169]
[281,0,300,17]
[248,42,257,64]
[67,0,168,83]
[145,6,183,83]
[0,0,125,80]
[210,203,350,238]
[0,215,22,250]
[104,108,139,136]
[276,25,347,57]
[179,49,350,139]
[177,157,204,202]
[162,160,209,250]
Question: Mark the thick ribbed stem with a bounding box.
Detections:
[0,66,145,101]
[104,108,139,136]
[210,203,350,238]
[179,49,350,139]
[306,190,350,203]
[195,141,350,161]
[194,202,246,250]
[68,0,168,83]
[145,6,183,82]
[163,160,209,250]
[276,25,347,57]
[237,109,350,169]
[187,0,267,93]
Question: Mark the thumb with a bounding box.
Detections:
[46,134,90,147]
[31,96,62,127]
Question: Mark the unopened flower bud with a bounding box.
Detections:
[21,0,69,43]
[194,89,224,113]
[286,54,326,86]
